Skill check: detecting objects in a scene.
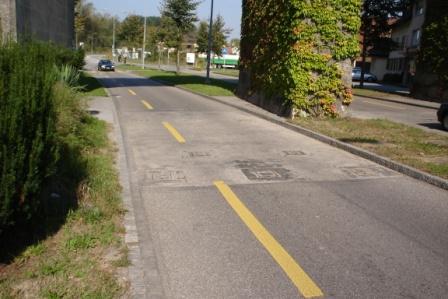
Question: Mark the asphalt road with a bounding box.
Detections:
[350,96,447,135]
[88,57,448,299]
[127,62,445,134]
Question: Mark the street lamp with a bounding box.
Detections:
[142,15,147,69]
[112,16,116,61]
[205,0,214,83]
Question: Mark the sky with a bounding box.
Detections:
[89,0,242,39]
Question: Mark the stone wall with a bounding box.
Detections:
[0,0,17,42]
[13,0,74,47]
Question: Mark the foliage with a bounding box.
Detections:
[196,15,231,55]
[157,16,179,49]
[240,0,361,117]
[196,21,209,53]
[0,42,86,235]
[361,0,409,50]
[118,15,144,48]
[0,43,58,233]
[161,0,200,35]
[161,0,200,73]
[230,38,240,49]
[56,65,81,89]
[358,0,410,85]
[75,0,116,51]
[419,0,448,93]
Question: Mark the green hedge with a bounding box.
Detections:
[240,0,361,116]
[0,42,85,234]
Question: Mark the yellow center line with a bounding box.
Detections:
[213,181,324,299]
[141,100,154,110]
[128,89,137,96]
[162,122,186,144]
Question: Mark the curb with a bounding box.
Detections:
[101,84,148,298]
[354,94,439,110]
[136,74,448,192]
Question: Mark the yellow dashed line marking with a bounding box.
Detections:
[214,181,324,299]
[128,89,137,96]
[141,100,154,110]
[162,122,186,144]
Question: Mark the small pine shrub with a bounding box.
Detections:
[0,41,85,234]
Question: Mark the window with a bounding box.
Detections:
[415,1,424,16]
[411,29,421,47]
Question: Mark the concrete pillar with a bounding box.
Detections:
[0,0,17,42]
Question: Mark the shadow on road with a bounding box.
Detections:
[98,74,237,95]
[418,122,446,132]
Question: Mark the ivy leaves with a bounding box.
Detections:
[241,0,361,116]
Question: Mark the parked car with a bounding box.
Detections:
[437,103,448,130]
[97,59,115,72]
[352,68,377,82]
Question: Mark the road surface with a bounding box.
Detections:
[88,57,448,299]
[350,96,446,135]
[125,62,445,134]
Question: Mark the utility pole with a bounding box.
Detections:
[205,0,214,83]
[142,15,147,70]
[112,17,116,61]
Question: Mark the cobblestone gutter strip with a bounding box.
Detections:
[102,87,147,298]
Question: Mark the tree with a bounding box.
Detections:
[161,0,199,73]
[118,15,144,48]
[211,15,231,55]
[230,38,240,49]
[196,16,231,55]
[419,0,448,96]
[196,21,209,54]
[359,0,410,87]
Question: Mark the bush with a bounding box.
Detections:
[53,46,85,70]
[0,41,85,234]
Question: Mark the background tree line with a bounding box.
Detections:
[74,0,237,66]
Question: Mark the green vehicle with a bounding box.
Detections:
[211,54,239,69]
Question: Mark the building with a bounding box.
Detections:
[0,0,74,47]
[386,0,426,86]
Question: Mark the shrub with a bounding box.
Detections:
[0,42,85,234]
[0,42,60,233]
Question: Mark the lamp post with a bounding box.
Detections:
[112,17,116,61]
[142,15,147,69]
[205,0,214,83]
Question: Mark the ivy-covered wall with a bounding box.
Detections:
[238,0,361,117]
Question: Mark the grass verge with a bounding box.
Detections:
[294,117,448,179]
[212,69,240,78]
[117,64,236,96]
[0,86,127,298]
[79,72,107,97]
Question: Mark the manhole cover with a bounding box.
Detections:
[340,166,395,178]
[182,151,211,159]
[234,160,292,181]
[144,169,187,184]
